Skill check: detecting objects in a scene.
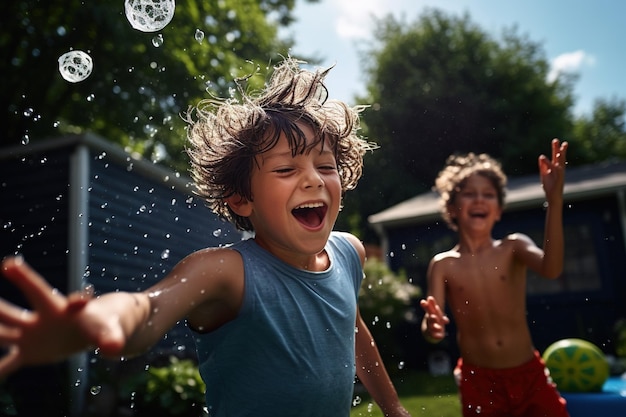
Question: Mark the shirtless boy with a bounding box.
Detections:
[420,139,570,416]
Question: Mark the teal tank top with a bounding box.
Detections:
[192,232,363,417]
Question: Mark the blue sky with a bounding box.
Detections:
[285,0,626,117]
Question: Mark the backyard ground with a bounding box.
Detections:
[350,371,461,417]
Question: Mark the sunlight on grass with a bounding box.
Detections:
[351,394,461,417]
[350,372,462,417]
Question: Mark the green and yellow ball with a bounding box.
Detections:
[542,338,609,392]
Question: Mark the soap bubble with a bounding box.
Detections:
[58,50,93,83]
[125,0,175,33]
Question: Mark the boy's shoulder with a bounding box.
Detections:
[432,247,461,263]
[182,244,245,270]
[330,231,365,261]
[502,232,534,246]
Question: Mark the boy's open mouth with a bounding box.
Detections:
[469,211,487,219]
[292,202,327,228]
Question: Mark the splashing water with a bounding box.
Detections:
[58,50,93,83]
[125,0,176,32]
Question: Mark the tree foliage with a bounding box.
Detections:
[569,98,626,163]
[1,0,313,172]
[340,9,577,240]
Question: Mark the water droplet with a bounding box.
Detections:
[213,228,222,237]
[90,385,102,395]
[151,34,164,47]
[194,29,205,43]
[161,249,170,259]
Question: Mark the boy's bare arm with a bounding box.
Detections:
[0,257,152,378]
[511,140,567,278]
[0,249,242,379]
[345,233,410,416]
[355,310,411,417]
[420,257,449,342]
[420,296,449,343]
[538,139,567,278]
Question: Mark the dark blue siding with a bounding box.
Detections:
[0,135,242,416]
[86,152,239,357]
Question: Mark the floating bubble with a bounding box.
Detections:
[125,0,175,33]
[58,50,93,83]
[194,29,205,44]
[152,34,164,47]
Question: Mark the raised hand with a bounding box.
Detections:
[538,138,568,201]
[420,296,449,342]
[0,257,124,379]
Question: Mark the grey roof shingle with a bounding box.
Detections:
[368,160,626,228]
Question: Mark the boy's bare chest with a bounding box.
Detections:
[446,248,516,285]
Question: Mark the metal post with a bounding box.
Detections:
[68,141,90,416]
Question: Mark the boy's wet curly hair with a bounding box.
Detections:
[185,58,375,231]
[434,152,507,230]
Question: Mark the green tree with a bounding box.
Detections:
[569,98,626,164]
[2,0,315,172]
[339,9,575,240]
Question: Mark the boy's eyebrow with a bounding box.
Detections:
[261,148,335,163]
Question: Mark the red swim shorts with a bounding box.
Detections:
[454,350,569,416]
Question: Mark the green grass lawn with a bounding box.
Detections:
[350,371,462,417]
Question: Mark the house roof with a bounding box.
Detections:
[0,133,195,193]
[368,160,626,229]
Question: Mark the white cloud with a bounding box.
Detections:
[332,0,417,39]
[332,0,379,39]
[548,50,596,82]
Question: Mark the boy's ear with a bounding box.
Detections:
[225,194,253,217]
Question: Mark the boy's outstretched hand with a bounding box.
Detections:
[420,296,449,343]
[538,138,568,200]
[0,257,125,379]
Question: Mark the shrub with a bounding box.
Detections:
[358,257,421,371]
[120,356,206,417]
[359,257,420,325]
